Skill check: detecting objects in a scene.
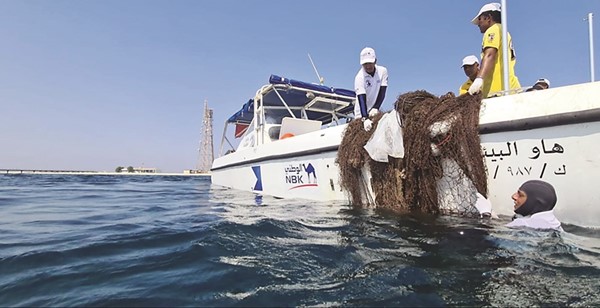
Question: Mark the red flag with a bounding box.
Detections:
[234,123,249,138]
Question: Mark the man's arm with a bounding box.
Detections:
[357,94,368,118]
[372,86,387,110]
[355,72,368,118]
[478,47,497,80]
[468,47,497,95]
[371,66,388,111]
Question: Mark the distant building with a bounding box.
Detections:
[183,169,206,174]
[133,167,159,173]
[116,166,159,173]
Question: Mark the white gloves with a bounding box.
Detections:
[368,108,379,118]
[360,109,378,131]
[468,77,484,95]
[363,119,373,131]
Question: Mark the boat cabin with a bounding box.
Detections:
[218,75,357,156]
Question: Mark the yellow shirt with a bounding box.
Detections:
[459,79,473,95]
[481,23,521,97]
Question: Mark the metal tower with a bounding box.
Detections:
[197,100,214,172]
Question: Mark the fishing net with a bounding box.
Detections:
[337,116,381,206]
[337,91,487,217]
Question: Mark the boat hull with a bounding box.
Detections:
[212,82,600,228]
[482,122,600,227]
[211,125,348,201]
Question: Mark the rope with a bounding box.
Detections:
[436,133,452,147]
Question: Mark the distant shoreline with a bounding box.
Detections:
[1,170,210,176]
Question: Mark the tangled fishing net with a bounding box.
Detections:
[337,92,487,217]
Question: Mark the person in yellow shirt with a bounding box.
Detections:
[468,3,521,97]
[459,55,480,95]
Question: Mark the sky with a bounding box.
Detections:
[1,0,599,173]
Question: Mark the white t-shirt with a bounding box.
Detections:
[354,65,388,118]
[506,210,563,231]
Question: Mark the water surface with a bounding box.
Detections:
[0,174,598,306]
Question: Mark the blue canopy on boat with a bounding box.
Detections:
[226,75,356,125]
[227,99,255,124]
[268,75,356,98]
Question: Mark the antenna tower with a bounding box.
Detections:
[197,99,214,172]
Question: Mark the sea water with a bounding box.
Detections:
[0,174,598,306]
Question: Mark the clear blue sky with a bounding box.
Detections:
[1,0,598,172]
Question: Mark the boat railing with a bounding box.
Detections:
[487,86,532,98]
[270,87,297,119]
[248,82,354,148]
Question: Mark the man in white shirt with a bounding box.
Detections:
[354,47,388,131]
[506,180,563,231]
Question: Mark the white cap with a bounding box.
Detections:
[471,3,501,24]
[461,55,479,67]
[360,47,377,65]
[536,78,550,87]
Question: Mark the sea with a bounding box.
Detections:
[0,174,599,307]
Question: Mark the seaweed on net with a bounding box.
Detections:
[368,157,408,212]
[336,114,381,207]
[337,91,487,216]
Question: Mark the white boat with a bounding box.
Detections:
[211,75,354,202]
[211,74,600,228]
